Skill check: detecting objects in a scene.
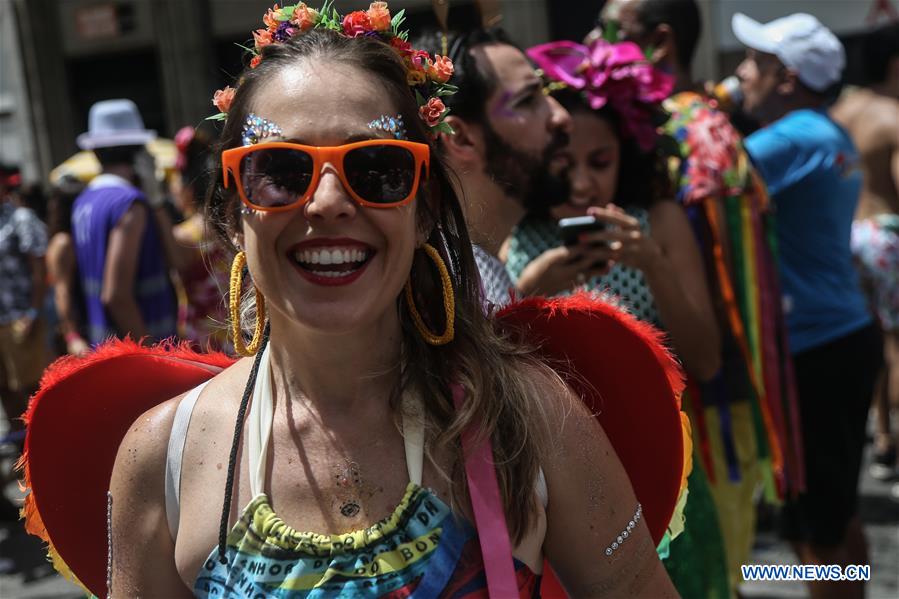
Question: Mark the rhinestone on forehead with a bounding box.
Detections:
[242,113,283,146]
[367,114,407,140]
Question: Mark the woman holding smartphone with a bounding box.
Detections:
[507,43,720,383]
[505,39,731,598]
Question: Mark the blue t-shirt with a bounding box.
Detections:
[72,174,176,344]
[745,108,870,353]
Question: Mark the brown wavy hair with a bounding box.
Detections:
[206,28,562,543]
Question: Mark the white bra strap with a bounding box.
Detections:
[248,344,274,498]
[165,380,210,541]
[536,467,548,509]
[402,393,424,486]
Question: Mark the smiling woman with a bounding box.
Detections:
[77,3,685,598]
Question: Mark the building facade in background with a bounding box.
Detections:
[1,0,895,187]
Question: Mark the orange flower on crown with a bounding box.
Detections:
[253,29,274,51]
[263,4,281,32]
[213,87,236,113]
[428,55,454,84]
[367,2,391,31]
[292,2,318,31]
[342,10,371,38]
[419,97,446,127]
[209,2,457,136]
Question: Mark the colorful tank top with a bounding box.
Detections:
[182,345,542,598]
[194,484,539,597]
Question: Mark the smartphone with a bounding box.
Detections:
[558,216,607,246]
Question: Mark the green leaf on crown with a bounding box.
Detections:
[390,9,406,34]
[235,42,258,56]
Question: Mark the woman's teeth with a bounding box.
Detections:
[294,248,369,266]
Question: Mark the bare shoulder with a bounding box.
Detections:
[509,358,601,447]
[113,358,252,480]
[834,90,899,140]
[113,394,185,486]
[46,233,74,276]
[648,200,690,237]
[46,232,73,259]
[184,357,254,424]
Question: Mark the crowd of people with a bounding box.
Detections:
[1,0,897,597]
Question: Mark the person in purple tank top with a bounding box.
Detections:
[71,99,177,345]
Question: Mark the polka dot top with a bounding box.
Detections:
[505,209,661,325]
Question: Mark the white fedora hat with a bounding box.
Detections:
[76,99,156,150]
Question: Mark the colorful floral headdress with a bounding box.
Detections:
[210,1,456,136]
[527,40,673,151]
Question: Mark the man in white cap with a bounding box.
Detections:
[71,99,177,345]
[734,13,882,596]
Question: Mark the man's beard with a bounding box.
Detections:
[481,122,570,215]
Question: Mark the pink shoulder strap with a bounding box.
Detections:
[452,382,519,597]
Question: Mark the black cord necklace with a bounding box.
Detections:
[217,323,270,564]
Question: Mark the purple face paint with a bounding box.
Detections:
[490,90,519,119]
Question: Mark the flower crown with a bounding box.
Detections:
[527,39,673,151]
[209,1,457,136]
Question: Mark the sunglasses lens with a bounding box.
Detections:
[344,145,416,204]
[240,148,314,208]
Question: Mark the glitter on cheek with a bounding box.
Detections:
[242,113,284,146]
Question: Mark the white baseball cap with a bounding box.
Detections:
[731,12,845,92]
[77,99,156,150]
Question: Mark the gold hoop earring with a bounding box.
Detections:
[404,243,455,346]
[229,251,266,356]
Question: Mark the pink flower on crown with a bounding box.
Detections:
[342,11,372,37]
[368,2,391,31]
[528,39,674,151]
[419,97,446,127]
[427,55,454,84]
[291,3,318,31]
[408,50,431,72]
[213,87,236,113]
[263,4,281,33]
[253,29,273,51]
[250,55,262,69]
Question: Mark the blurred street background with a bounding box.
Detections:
[1,1,899,597]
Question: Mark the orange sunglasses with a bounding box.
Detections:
[222,139,430,212]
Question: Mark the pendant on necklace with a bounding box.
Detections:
[339,500,361,517]
[333,459,369,519]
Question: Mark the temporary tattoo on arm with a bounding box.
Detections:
[604,503,642,556]
[587,531,658,596]
[242,113,283,146]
